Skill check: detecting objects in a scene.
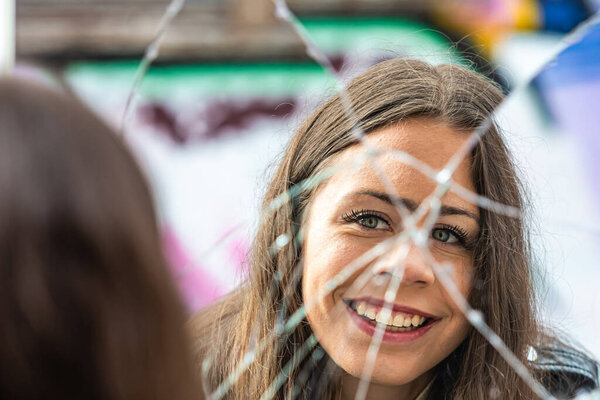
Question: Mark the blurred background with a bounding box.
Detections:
[7,0,600,357]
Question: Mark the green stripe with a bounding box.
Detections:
[65,17,458,99]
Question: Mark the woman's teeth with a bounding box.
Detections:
[352,301,428,331]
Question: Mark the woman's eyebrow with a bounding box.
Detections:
[353,190,479,222]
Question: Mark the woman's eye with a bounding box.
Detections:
[342,209,391,231]
[359,217,379,229]
[431,228,458,243]
[357,216,389,230]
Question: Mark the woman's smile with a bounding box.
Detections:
[343,297,441,344]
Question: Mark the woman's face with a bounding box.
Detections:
[302,118,479,395]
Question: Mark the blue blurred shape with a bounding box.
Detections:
[540,0,591,32]
[535,15,600,199]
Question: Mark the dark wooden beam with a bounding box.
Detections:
[16,0,431,62]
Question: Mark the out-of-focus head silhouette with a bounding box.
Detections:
[0,79,198,400]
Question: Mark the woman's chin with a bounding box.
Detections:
[324,342,429,386]
[346,361,426,386]
[335,358,434,400]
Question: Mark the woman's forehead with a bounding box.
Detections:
[320,119,477,205]
[363,119,473,170]
[315,168,479,221]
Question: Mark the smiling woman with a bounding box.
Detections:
[190,59,599,399]
[302,120,478,399]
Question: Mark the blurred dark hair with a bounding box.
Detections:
[0,78,198,400]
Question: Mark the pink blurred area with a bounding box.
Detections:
[163,227,226,312]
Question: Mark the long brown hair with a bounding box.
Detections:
[192,58,538,399]
[0,79,198,400]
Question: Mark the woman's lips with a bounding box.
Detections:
[343,299,439,344]
[348,297,439,318]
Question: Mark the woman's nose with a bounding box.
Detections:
[372,242,435,286]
